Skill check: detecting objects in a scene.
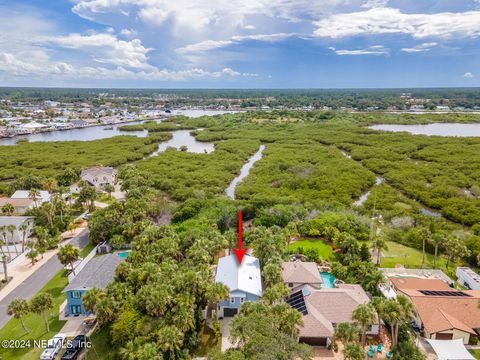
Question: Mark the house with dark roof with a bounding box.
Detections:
[389,276,480,344]
[282,261,378,347]
[63,253,123,316]
[215,254,262,317]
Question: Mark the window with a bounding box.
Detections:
[240,297,245,303]
[288,283,293,287]
[230,297,235,304]
[71,291,81,299]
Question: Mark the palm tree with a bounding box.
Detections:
[30,293,54,332]
[156,325,184,357]
[1,203,15,216]
[82,288,105,314]
[343,343,365,360]
[104,183,115,198]
[42,202,56,231]
[7,224,19,256]
[7,298,30,333]
[383,295,414,347]
[2,254,8,282]
[206,282,229,319]
[28,189,41,208]
[43,178,58,195]
[417,227,431,268]
[334,321,360,345]
[370,234,388,266]
[429,233,445,268]
[57,244,80,275]
[18,223,29,253]
[444,235,470,269]
[352,303,376,346]
[0,225,9,256]
[370,296,386,336]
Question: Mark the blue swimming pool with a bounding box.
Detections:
[320,272,335,288]
[117,251,130,259]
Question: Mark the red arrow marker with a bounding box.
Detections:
[233,210,248,265]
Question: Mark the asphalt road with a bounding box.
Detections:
[0,229,90,328]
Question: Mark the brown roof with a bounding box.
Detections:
[0,198,34,207]
[391,277,480,335]
[282,261,322,285]
[298,284,371,339]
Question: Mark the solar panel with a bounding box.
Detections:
[286,290,308,315]
[418,290,471,297]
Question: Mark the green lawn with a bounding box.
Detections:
[381,241,458,274]
[86,325,116,360]
[0,270,68,360]
[80,241,96,258]
[471,349,480,360]
[289,238,335,261]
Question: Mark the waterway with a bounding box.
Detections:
[353,177,384,207]
[151,129,215,155]
[225,145,265,200]
[369,123,480,137]
[171,109,241,118]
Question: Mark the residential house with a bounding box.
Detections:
[80,167,117,189]
[70,119,88,128]
[0,216,34,243]
[282,261,323,292]
[63,253,124,316]
[456,267,480,290]
[11,190,51,205]
[215,254,262,317]
[0,198,35,215]
[282,261,378,347]
[389,276,480,344]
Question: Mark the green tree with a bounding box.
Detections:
[7,298,30,333]
[28,188,41,208]
[382,295,414,347]
[104,183,115,198]
[1,203,15,216]
[370,234,388,266]
[7,224,19,256]
[82,287,105,314]
[18,223,29,253]
[30,293,54,332]
[429,233,445,269]
[444,235,470,269]
[343,343,365,360]
[352,303,376,346]
[334,322,360,345]
[57,244,80,275]
[417,227,431,268]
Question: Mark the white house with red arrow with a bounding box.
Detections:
[215,253,262,317]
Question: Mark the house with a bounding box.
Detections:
[389,276,480,344]
[215,254,262,317]
[80,167,117,189]
[70,119,88,128]
[456,267,480,290]
[0,198,35,215]
[63,253,124,316]
[282,261,322,292]
[282,262,378,347]
[11,190,51,205]
[0,216,34,243]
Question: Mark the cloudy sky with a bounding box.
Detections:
[0,0,479,88]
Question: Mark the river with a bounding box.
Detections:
[369,123,480,137]
[151,130,215,155]
[225,145,265,200]
[353,177,384,207]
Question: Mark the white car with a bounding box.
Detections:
[40,333,67,360]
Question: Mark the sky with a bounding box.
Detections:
[0,0,479,88]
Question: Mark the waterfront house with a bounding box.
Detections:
[389,276,480,344]
[80,167,117,189]
[0,216,34,243]
[215,254,262,317]
[0,198,35,215]
[70,119,88,128]
[63,253,124,316]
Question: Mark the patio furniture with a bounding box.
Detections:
[369,344,375,352]
[386,351,393,359]
[367,350,375,358]
[377,343,383,353]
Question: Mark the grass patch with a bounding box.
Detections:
[471,350,480,360]
[193,324,221,357]
[289,238,335,261]
[86,325,116,360]
[0,270,68,360]
[80,241,96,258]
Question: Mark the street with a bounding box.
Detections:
[0,229,90,328]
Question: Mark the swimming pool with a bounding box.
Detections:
[320,272,335,288]
[117,251,130,259]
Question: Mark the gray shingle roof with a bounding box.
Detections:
[63,253,123,292]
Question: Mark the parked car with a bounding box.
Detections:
[40,333,67,360]
[81,213,91,220]
[61,335,89,360]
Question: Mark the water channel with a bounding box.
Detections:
[369,123,480,137]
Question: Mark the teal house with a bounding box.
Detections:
[63,253,123,316]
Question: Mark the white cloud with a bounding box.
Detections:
[329,45,389,56]
[361,0,388,9]
[177,33,300,53]
[244,24,256,30]
[464,72,474,78]
[401,42,438,53]
[41,33,154,70]
[120,28,136,36]
[314,8,480,39]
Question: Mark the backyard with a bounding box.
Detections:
[289,238,335,261]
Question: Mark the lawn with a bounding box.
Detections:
[86,325,116,360]
[80,241,96,258]
[289,238,335,261]
[0,270,68,360]
[471,349,480,360]
[381,241,457,274]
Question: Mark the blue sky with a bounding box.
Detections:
[0,0,479,88]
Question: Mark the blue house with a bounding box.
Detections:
[215,254,262,317]
[63,253,124,316]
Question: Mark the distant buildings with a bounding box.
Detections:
[215,254,262,317]
[11,190,51,205]
[0,198,34,215]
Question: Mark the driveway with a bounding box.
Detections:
[0,229,90,328]
[220,317,236,352]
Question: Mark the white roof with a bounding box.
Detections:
[11,190,50,203]
[215,254,262,297]
[426,339,475,360]
[19,122,48,129]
